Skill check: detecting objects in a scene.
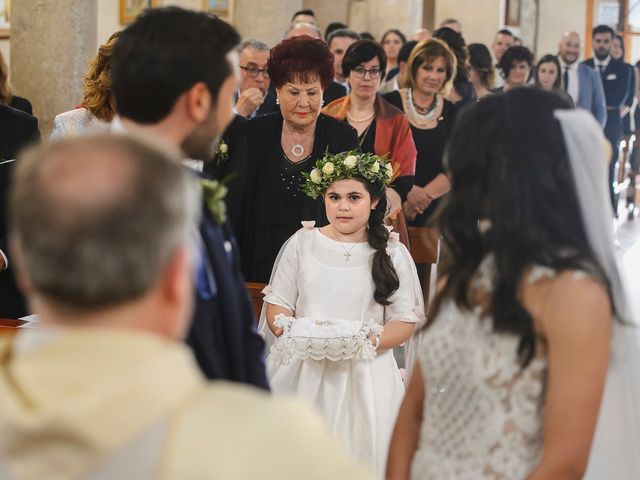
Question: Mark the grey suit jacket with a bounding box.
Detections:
[576,62,607,127]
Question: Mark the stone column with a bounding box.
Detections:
[348,0,422,41]
[234,0,302,47]
[11,0,97,136]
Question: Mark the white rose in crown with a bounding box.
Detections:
[343,155,358,169]
[322,162,335,175]
[385,162,393,179]
[310,168,322,184]
[369,161,380,173]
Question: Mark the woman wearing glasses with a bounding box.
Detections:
[383,38,458,226]
[322,40,417,202]
[227,36,358,283]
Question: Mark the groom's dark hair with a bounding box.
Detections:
[112,6,240,123]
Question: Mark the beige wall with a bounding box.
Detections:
[434,0,504,47]
[536,0,588,60]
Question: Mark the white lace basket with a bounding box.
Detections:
[270,314,383,364]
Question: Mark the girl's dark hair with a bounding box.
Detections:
[353,178,399,305]
[498,45,534,79]
[381,29,407,47]
[534,54,562,89]
[468,43,495,89]
[429,88,613,367]
[342,40,387,79]
[433,27,470,80]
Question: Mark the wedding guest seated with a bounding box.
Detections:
[111,6,267,388]
[227,35,358,283]
[327,28,360,88]
[0,50,33,115]
[493,45,533,93]
[0,134,373,480]
[322,39,416,201]
[378,40,418,94]
[491,29,515,88]
[291,8,316,26]
[0,104,39,319]
[51,32,119,138]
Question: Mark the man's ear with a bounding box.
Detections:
[185,82,212,123]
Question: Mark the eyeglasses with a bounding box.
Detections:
[352,66,381,79]
[240,65,270,78]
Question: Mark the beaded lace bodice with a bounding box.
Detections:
[412,258,551,480]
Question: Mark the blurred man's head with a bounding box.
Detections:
[291,9,316,26]
[238,39,270,95]
[327,29,360,82]
[112,7,240,159]
[492,29,515,62]
[10,135,199,338]
[285,22,322,40]
[439,19,461,33]
[411,28,431,41]
[592,24,614,61]
[558,31,581,65]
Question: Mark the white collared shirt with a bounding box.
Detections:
[594,55,611,74]
[559,59,580,104]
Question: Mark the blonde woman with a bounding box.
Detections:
[51,32,119,138]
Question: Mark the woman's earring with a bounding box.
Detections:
[276,96,280,105]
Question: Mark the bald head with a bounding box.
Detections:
[558,31,581,65]
[286,22,322,40]
[10,134,198,313]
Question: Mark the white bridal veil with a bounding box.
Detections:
[554,109,640,478]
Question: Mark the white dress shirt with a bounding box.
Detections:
[559,59,580,104]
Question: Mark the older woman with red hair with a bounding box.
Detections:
[227,36,358,283]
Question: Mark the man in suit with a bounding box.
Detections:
[111,7,268,389]
[492,29,515,89]
[0,104,39,318]
[558,31,607,127]
[584,24,632,211]
[327,29,360,89]
[235,39,274,118]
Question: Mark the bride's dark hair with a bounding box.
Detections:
[430,88,613,366]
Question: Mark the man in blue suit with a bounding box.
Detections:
[558,31,607,127]
[111,7,268,390]
[584,25,632,211]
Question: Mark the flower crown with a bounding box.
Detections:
[301,150,393,200]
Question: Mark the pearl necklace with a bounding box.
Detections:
[346,111,375,123]
[407,89,439,120]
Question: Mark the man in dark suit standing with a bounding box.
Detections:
[111,7,268,390]
[0,105,39,318]
[584,24,631,212]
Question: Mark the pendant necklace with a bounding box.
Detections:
[408,88,439,120]
[290,144,305,157]
[330,228,359,262]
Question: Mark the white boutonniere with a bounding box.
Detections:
[215,140,230,165]
[199,178,228,225]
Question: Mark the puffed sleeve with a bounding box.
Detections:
[384,241,425,324]
[263,230,301,312]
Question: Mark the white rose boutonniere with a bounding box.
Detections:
[215,140,230,166]
[343,155,358,169]
[199,178,228,225]
[310,168,322,184]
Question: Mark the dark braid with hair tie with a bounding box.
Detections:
[367,193,400,305]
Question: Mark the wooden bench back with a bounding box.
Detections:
[245,282,266,320]
[407,226,441,308]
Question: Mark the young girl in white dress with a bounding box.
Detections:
[259,151,424,474]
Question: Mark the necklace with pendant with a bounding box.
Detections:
[408,89,439,120]
[290,144,305,157]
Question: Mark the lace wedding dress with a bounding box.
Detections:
[260,226,424,474]
[411,259,549,479]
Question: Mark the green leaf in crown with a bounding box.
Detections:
[301,149,393,200]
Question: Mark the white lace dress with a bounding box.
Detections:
[263,227,423,474]
[411,262,550,479]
